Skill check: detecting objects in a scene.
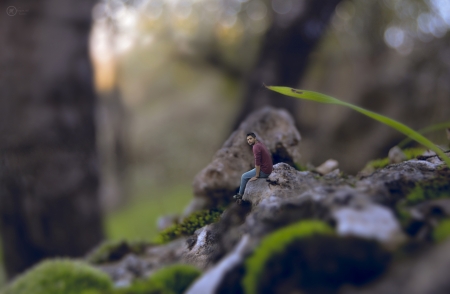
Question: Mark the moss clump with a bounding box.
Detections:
[363,147,426,171]
[86,239,150,265]
[243,220,333,294]
[154,208,224,244]
[433,219,450,243]
[396,168,450,228]
[140,264,200,294]
[403,147,427,159]
[85,264,201,294]
[403,168,450,206]
[294,163,308,171]
[2,259,113,294]
[365,157,390,170]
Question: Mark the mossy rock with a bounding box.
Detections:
[86,239,150,265]
[245,235,391,294]
[433,218,450,243]
[243,220,334,294]
[155,207,224,244]
[403,168,450,206]
[397,168,450,233]
[2,259,113,294]
[113,264,201,294]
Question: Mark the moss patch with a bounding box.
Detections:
[403,168,450,206]
[363,147,426,171]
[397,168,450,228]
[433,219,450,243]
[86,239,151,265]
[243,220,333,294]
[154,207,225,244]
[2,259,113,294]
[365,157,391,170]
[294,163,308,171]
[82,264,201,294]
[249,235,391,294]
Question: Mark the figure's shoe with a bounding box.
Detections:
[233,194,242,200]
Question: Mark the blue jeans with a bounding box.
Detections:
[238,168,270,195]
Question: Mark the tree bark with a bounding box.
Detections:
[0,0,104,279]
[233,0,342,130]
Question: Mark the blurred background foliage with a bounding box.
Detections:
[2,0,450,286]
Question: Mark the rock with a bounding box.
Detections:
[388,146,407,164]
[182,224,220,270]
[241,163,403,245]
[185,235,251,294]
[315,159,339,175]
[189,107,302,210]
[242,163,322,208]
[333,203,404,246]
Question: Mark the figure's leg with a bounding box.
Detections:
[259,170,270,178]
[238,168,256,196]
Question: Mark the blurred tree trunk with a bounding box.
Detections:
[233,0,342,129]
[0,0,104,279]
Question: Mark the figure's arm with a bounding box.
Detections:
[255,165,260,177]
[250,146,261,181]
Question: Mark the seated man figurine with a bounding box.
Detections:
[233,132,273,200]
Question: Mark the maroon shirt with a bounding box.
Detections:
[253,141,273,175]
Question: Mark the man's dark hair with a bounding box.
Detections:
[246,132,256,138]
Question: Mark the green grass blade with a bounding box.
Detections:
[266,86,450,168]
[397,121,450,148]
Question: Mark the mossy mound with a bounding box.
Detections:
[81,264,201,294]
[245,235,391,294]
[433,219,450,243]
[243,220,334,294]
[2,259,113,294]
[155,207,224,244]
[86,239,150,265]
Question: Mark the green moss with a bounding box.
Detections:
[144,264,200,293]
[366,157,390,170]
[403,147,426,159]
[2,259,113,294]
[363,148,426,171]
[433,219,450,243]
[154,207,224,244]
[396,168,450,228]
[242,220,333,294]
[294,163,308,171]
[78,264,200,294]
[403,169,450,206]
[86,239,151,265]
